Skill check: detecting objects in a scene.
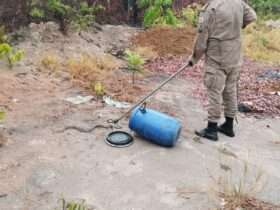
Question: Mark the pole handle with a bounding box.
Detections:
[112,62,190,124]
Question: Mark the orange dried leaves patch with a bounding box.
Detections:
[65,54,150,102]
[132,26,196,57]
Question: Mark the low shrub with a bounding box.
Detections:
[181,3,201,27]
[124,50,145,84]
[0,26,8,43]
[55,198,91,210]
[249,0,280,20]
[243,22,280,65]
[138,0,179,27]
[41,53,61,72]
[65,54,119,90]
[72,2,104,31]
[29,0,103,34]
[0,43,24,68]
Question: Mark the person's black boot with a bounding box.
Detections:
[218,117,235,137]
[195,122,218,141]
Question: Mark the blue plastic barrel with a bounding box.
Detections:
[129,107,182,147]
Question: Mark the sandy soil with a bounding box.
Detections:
[0,24,280,210]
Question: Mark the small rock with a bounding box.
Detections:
[265,19,280,29]
[45,22,60,32]
[261,69,280,80]
[220,163,231,171]
[15,71,28,78]
[65,95,95,105]
[269,91,280,96]
[0,194,8,198]
[55,71,71,82]
[12,98,19,103]
[238,102,253,113]
[192,136,203,144]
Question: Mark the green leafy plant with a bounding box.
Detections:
[47,0,73,34]
[0,43,24,68]
[47,0,72,15]
[138,0,178,27]
[0,26,8,44]
[249,0,280,20]
[29,0,73,34]
[30,0,103,34]
[30,7,45,19]
[124,50,144,84]
[55,198,90,210]
[181,4,201,27]
[90,81,105,97]
[73,2,104,31]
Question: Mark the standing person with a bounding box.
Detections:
[188,0,257,141]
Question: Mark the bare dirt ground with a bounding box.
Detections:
[0,24,280,210]
[132,26,196,56]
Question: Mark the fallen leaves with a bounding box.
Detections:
[238,59,280,115]
[145,56,280,116]
[221,195,280,210]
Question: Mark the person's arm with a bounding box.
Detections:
[242,1,257,28]
[189,7,214,66]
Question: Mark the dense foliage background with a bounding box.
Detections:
[250,0,280,19]
[0,0,197,30]
[0,0,279,31]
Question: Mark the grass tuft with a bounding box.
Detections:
[41,53,61,72]
[243,22,280,65]
[208,159,280,210]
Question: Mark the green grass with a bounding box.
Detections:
[243,22,280,65]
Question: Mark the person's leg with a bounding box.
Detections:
[195,66,226,141]
[207,69,226,123]
[219,67,240,137]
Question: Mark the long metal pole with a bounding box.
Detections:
[111,62,190,124]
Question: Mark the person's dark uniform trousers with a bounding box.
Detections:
[188,0,257,141]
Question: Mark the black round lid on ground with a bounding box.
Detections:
[105,131,134,148]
